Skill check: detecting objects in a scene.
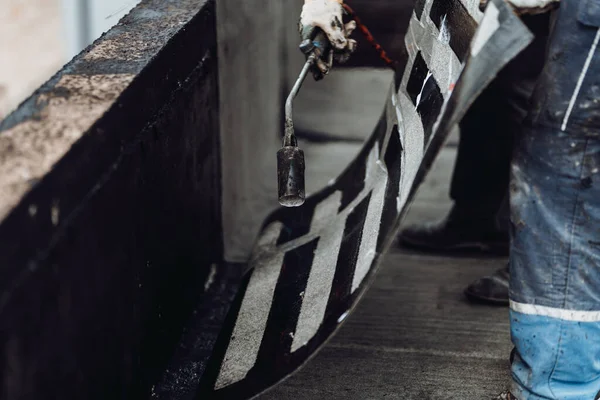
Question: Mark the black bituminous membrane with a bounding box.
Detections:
[273,136,380,246]
[406,52,429,105]
[339,153,368,213]
[275,206,316,246]
[406,51,444,147]
[376,117,388,157]
[429,0,477,62]
[378,124,402,250]
[414,0,427,20]
[325,193,371,317]
[206,240,319,400]
[417,75,444,147]
[252,239,318,372]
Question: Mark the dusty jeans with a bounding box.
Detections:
[509,1,600,399]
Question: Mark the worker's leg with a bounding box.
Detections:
[509,3,600,398]
[456,14,550,305]
[398,14,549,256]
[397,83,515,254]
[451,12,550,231]
[510,120,600,400]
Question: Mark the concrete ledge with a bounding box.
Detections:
[0,1,221,398]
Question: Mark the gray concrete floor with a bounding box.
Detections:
[259,69,511,400]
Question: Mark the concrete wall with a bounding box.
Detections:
[0,1,220,398]
[0,0,316,395]
[218,1,289,262]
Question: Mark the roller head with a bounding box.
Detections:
[277,146,306,207]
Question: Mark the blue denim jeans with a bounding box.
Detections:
[509,1,600,399]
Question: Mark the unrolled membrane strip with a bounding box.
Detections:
[189,0,534,398]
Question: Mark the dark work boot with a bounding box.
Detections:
[398,206,509,255]
[464,264,509,305]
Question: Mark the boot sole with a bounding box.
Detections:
[463,288,509,306]
[398,236,509,256]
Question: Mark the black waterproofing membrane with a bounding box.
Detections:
[167,0,534,398]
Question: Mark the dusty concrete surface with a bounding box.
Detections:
[0,73,134,221]
[0,0,210,223]
[0,0,66,119]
